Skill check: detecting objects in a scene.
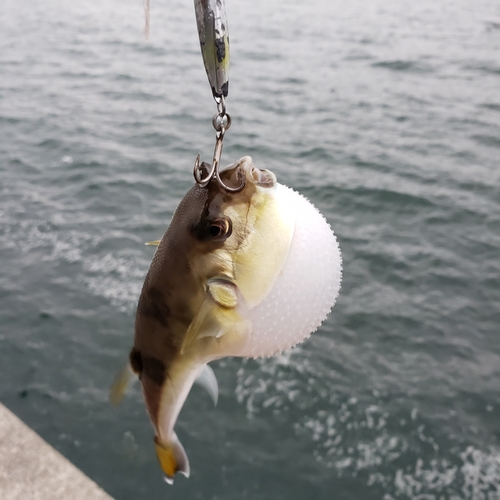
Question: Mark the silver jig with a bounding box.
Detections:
[194,0,230,98]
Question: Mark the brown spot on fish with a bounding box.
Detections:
[129,346,143,376]
[142,356,166,386]
[137,286,171,327]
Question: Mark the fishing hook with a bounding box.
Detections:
[193,96,244,192]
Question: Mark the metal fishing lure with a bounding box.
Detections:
[192,0,244,192]
[194,0,230,98]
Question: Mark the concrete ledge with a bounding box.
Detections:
[0,403,113,500]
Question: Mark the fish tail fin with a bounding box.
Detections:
[154,433,190,484]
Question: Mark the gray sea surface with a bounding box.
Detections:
[1,0,500,498]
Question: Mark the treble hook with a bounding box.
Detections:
[193,97,244,192]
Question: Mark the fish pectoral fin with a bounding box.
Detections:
[155,432,190,484]
[207,279,238,308]
[145,240,161,246]
[182,298,219,350]
[109,363,136,406]
[194,364,218,406]
[181,295,250,353]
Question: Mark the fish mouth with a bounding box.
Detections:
[250,166,276,187]
[219,156,277,189]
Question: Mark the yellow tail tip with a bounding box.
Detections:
[154,434,190,484]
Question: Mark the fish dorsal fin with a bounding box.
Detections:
[109,363,136,406]
[194,364,218,406]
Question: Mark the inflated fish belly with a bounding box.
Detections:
[113,156,342,483]
[238,183,341,357]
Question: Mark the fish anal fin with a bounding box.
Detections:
[155,432,190,484]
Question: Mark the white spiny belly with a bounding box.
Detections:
[236,184,342,358]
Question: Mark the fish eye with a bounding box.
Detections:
[191,216,232,242]
[209,224,222,238]
[208,218,232,240]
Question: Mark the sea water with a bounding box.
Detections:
[0,0,499,498]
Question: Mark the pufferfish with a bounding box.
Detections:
[111,156,342,483]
